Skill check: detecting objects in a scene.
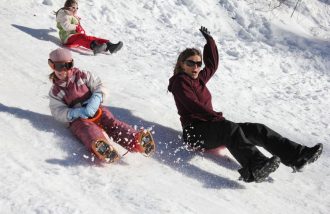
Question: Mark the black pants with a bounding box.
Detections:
[183,120,304,169]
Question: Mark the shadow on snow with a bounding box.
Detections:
[0,103,244,189]
[12,24,60,45]
[11,24,92,56]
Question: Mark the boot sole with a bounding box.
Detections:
[92,141,120,163]
[293,143,323,172]
[136,130,156,156]
[253,156,281,183]
[306,143,323,165]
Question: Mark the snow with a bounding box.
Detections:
[0,0,329,213]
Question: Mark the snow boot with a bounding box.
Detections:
[238,167,254,183]
[133,130,156,156]
[106,41,123,54]
[90,41,107,55]
[292,143,323,172]
[92,140,120,163]
[252,156,281,183]
[238,156,281,183]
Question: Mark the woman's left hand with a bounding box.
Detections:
[200,26,211,40]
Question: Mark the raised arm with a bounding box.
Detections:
[198,27,219,83]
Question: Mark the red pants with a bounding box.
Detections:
[69,107,138,152]
[65,33,109,49]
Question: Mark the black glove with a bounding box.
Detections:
[199,26,211,40]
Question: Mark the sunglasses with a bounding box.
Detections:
[184,60,202,68]
[48,59,74,71]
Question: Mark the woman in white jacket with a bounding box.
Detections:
[55,0,123,55]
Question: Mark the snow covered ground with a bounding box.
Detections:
[0,0,329,213]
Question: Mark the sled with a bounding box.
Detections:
[64,43,80,48]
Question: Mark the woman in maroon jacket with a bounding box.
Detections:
[168,26,323,183]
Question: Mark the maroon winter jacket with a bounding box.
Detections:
[168,36,224,128]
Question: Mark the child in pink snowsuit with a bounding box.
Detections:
[55,0,123,55]
[48,48,145,160]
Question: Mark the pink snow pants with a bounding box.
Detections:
[69,107,138,152]
[65,33,109,50]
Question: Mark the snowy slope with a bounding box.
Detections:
[0,0,329,213]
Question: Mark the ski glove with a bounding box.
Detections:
[67,107,89,121]
[84,92,102,118]
[200,26,211,40]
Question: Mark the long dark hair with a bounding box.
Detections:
[55,0,78,16]
[173,48,202,76]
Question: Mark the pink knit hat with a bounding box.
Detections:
[49,48,72,62]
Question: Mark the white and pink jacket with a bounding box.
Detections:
[49,67,106,123]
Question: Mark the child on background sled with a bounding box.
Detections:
[55,0,123,55]
[167,26,323,183]
[48,48,155,162]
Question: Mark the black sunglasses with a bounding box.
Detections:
[48,59,74,71]
[184,60,202,68]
